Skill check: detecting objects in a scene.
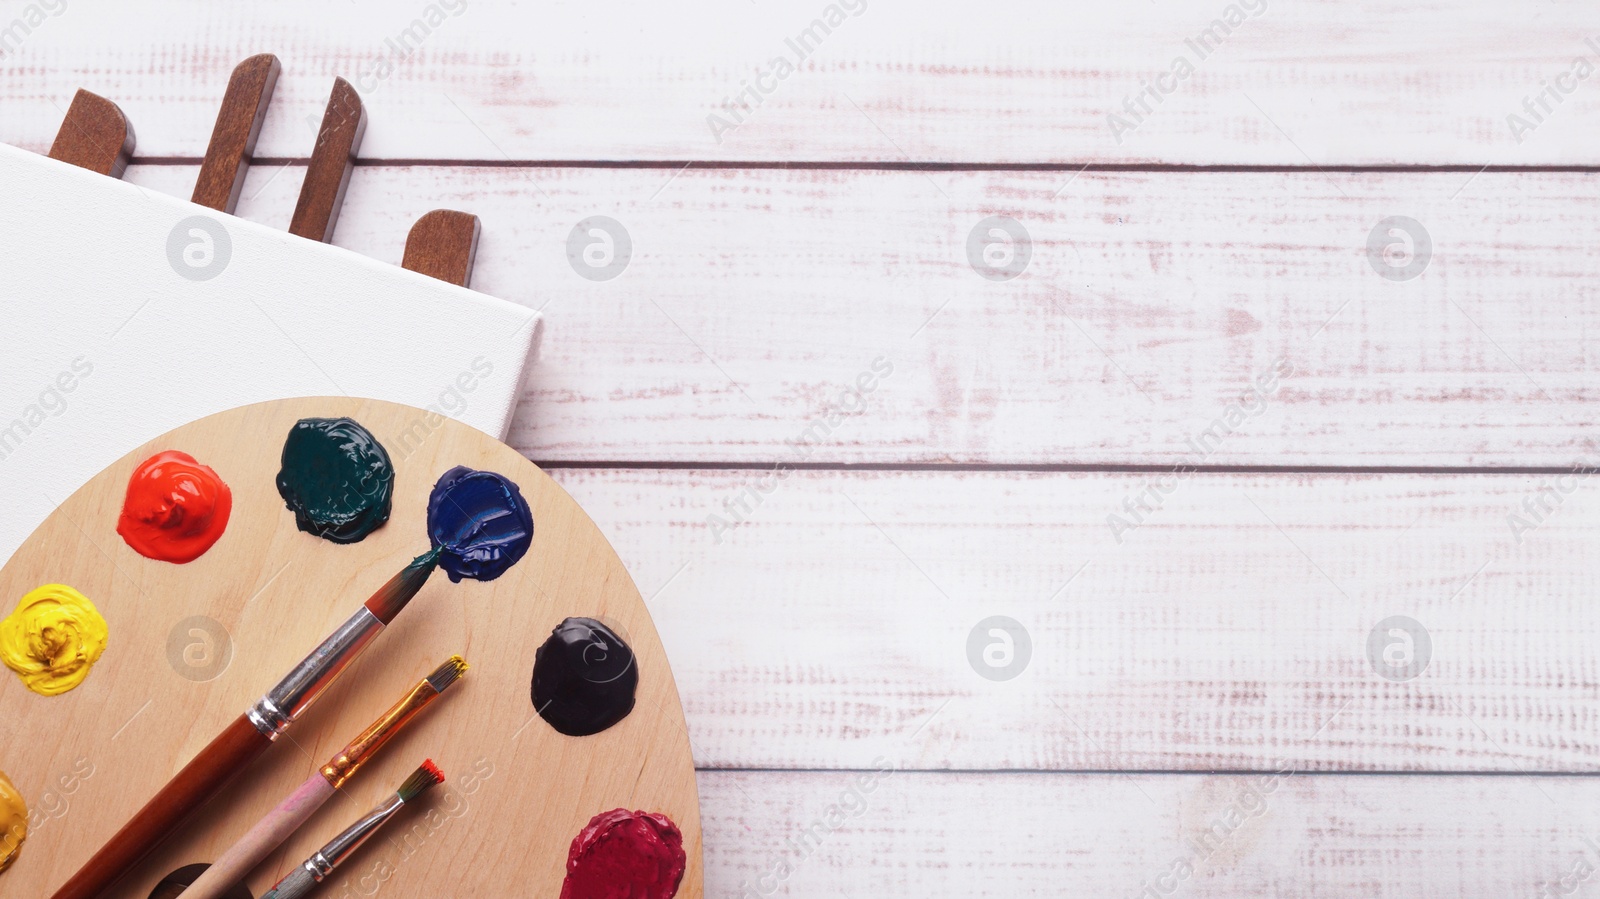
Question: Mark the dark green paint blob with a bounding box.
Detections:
[275,417,394,544]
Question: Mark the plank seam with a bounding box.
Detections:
[532,461,1596,475]
[128,157,1600,173]
[696,767,1600,777]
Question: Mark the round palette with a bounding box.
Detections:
[0,398,702,898]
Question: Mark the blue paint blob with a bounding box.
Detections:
[426,466,534,583]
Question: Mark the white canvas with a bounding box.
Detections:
[0,142,542,563]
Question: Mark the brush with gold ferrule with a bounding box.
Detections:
[178,655,467,899]
[51,548,442,899]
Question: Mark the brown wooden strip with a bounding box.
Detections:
[401,209,481,287]
[47,89,136,178]
[288,77,365,242]
[190,53,280,213]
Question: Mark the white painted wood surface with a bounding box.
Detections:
[6,3,1598,894]
[551,468,1600,772]
[3,1,1600,164]
[699,771,1600,897]
[116,162,1600,468]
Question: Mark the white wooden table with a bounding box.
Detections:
[9,1,1600,894]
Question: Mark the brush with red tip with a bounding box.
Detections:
[262,760,445,899]
[54,550,442,899]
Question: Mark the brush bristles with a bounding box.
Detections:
[425,655,469,693]
[262,866,316,899]
[364,547,441,625]
[397,759,444,803]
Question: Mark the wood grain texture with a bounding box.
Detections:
[3,1,1600,164]
[120,162,1600,467]
[191,54,281,214]
[289,78,366,242]
[699,771,1600,898]
[50,715,270,899]
[180,773,336,899]
[47,90,134,178]
[402,209,481,287]
[550,467,1600,772]
[0,399,701,899]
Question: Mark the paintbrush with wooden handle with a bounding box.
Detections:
[178,656,467,899]
[261,761,444,899]
[49,548,441,899]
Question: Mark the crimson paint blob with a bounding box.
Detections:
[116,450,233,563]
[560,809,686,899]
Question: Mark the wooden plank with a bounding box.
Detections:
[47,90,135,177]
[288,77,366,242]
[191,53,281,213]
[402,209,481,286]
[3,1,1600,164]
[550,468,1600,771]
[699,771,1600,897]
[123,162,1600,467]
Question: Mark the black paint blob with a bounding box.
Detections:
[148,863,252,899]
[275,417,394,544]
[531,617,638,736]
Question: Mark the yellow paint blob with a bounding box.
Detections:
[0,584,108,696]
[0,770,25,873]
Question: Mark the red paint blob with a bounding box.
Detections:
[116,450,233,563]
[560,809,686,899]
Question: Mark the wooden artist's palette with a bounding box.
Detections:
[0,398,701,898]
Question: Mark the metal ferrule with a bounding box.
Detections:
[303,855,331,882]
[321,680,438,788]
[306,793,406,880]
[246,606,385,740]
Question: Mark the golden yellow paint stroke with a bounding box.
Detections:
[0,584,108,697]
[0,769,26,873]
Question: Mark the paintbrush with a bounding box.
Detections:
[50,548,442,899]
[261,761,445,899]
[177,656,467,899]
